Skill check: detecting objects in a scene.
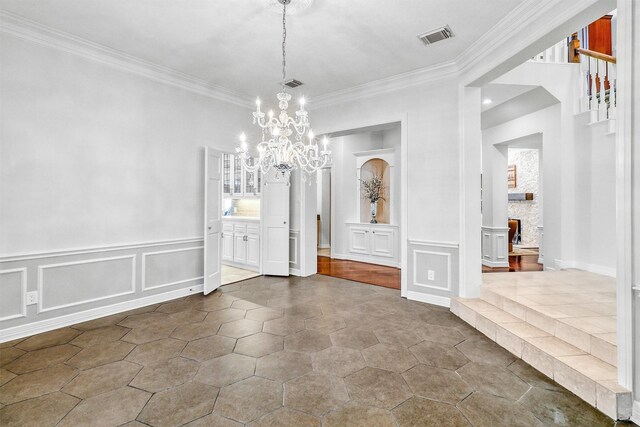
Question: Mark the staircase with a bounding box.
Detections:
[451,270,632,420]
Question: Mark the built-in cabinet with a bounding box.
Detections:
[346,223,399,267]
[223,153,261,198]
[222,218,260,272]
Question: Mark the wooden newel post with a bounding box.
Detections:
[569,32,581,63]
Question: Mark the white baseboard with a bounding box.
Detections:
[345,254,400,268]
[0,284,203,343]
[317,244,331,249]
[555,259,616,278]
[631,400,640,425]
[407,291,450,308]
[332,253,347,260]
[481,259,509,268]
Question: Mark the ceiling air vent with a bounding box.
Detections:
[418,25,454,46]
[283,79,304,88]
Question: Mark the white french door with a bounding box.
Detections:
[203,147,222,294]
[262,171,290,276]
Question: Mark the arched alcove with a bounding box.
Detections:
[359,158,391,224]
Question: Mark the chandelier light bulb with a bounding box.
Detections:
[322,137,328,149]
[268,110,274,118]
[308,130,314,140]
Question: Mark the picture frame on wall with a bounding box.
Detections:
[507,164,517,188]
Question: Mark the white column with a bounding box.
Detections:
[459,86,482,298]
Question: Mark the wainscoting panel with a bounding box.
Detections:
[38,255,136,313]
[0,268,27,321]
[0,238,205,341]
[289,230,300,275]
[407,240,459,307]
[142,247,203,291]
[481,226,509,268]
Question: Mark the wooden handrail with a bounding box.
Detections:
[576,48,616,64]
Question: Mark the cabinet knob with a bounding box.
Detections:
[372,231,376,234]
[283,221,287,225]
[208,226,212,230]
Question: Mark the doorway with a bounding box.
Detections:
[315,122,402,290]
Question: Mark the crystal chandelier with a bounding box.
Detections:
[236,0,331,181]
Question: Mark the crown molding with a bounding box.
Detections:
[0,10,254,109]
[309,61,459,110]
[454,0,556,76]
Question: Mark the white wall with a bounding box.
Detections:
[311,79,461,305]
[484,61,616,275]
[0,33,250,337]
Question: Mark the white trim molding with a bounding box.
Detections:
[0,268,27,321]
[0,236,204,263]
[413,250,451,292]
[481,226,510,268]
[555,259,616,278]
[0,11,253,108]
[37,255,137,313]
[0,284,203,343]
[407,291,450,308]
[141,246,204,291]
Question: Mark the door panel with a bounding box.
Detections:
[234,234,246,264]
[349,227,370,254]
[246,235,260,267]
[370,228,394,258]
[222,231,234,261]
[262,171,290,276]
[204,147,222,295]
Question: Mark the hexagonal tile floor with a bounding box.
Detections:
[0,274,619,426]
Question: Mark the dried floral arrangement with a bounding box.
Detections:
[360,174,386,203]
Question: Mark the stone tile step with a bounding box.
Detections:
[451,297,632,420]
[479,287,617,367]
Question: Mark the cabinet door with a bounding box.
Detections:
[233,155,243,196]
[222,231,234,261]
[222,153,232,197]
[234,234,246,263]
[370,227,395,258]
[348,226,370,255]
[246,235,260,267]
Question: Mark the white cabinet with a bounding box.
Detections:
[223,153,261,198]
[222,219,260,272]
[222,223,234,261]
[346,223,399,267]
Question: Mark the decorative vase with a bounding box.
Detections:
[370,201,378,224]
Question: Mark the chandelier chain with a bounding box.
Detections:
[281,1,287,90]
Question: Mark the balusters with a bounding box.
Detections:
[589,57,598,116]
[598,59,607,120]
[608,63,617,120]
[579,56,590,112]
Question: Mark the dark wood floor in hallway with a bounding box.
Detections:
[482,255,544,273]
[317,256,400,289]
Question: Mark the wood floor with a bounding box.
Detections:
[482,255,544,273]
[317,256,400,289]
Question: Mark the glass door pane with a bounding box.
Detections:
[223,153,231,195]
[245,158,255,195]
[233,155,242,195]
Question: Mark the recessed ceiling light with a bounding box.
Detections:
[482,99,493,105]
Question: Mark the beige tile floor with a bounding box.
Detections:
[0,275,625,426]
[482,270,617,343]
[222,265,260,286]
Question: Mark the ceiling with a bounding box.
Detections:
[0,0,527,101]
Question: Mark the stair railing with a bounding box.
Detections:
[570,33,617,123]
